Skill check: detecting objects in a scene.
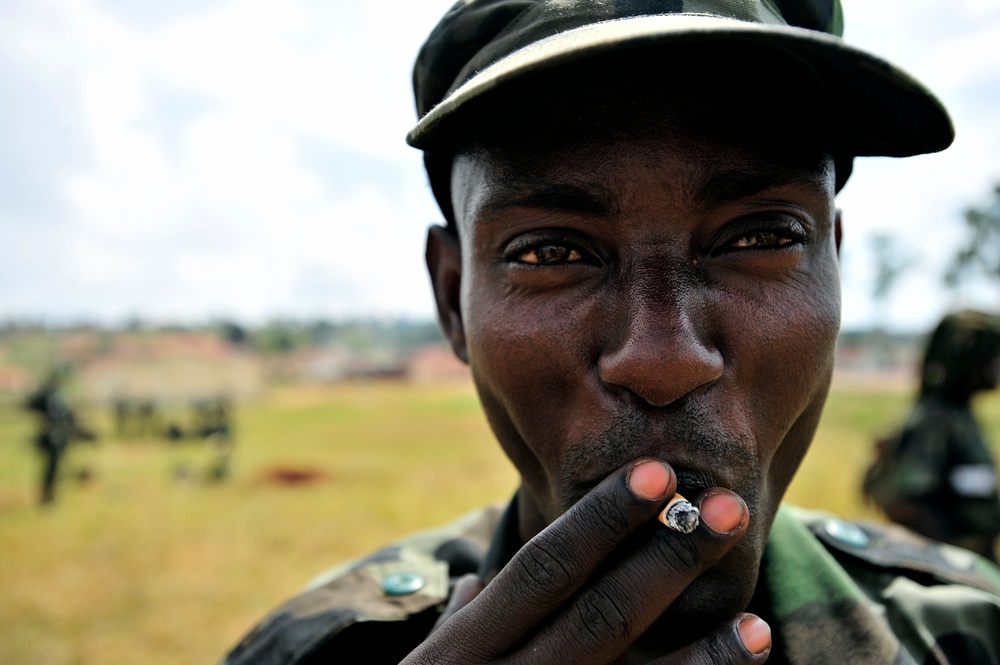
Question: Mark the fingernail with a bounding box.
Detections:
[738,616,771,655]
[451,574,484,607]
[627,460,672,501]
[699,492,746,534]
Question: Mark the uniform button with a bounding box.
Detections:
[383,572,425,596]
[824,519,870,548]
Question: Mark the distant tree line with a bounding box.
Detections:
[0,318,445,356]
[945,182,1000,291]
[864,181,1000,324]
[0,318,446,391]
[214,319,444,354]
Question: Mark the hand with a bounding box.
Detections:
[401,459,769,664]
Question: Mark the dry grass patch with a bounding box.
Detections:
[1,379,998,664]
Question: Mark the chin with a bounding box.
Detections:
[647,546,760,647]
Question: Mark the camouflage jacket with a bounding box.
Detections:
[221,500,1000,664]
[867,397,1000,541]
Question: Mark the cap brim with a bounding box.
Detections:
[407,14,953,158]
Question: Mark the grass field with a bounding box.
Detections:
[2,377,1000,664]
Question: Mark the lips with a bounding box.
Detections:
[672,467,721,499]
[570,463,725,508]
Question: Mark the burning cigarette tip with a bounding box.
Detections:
[658,493,700,534]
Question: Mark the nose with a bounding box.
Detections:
[598,283,723,408]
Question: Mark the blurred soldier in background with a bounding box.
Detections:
[197,397,234,481]
[865,310,1000,560]
[25,371,96,504]
[113,397,130,439]
[113,397,164,440]
[167,396,234,482]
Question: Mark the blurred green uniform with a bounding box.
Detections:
[221,499,1000,665]
[865,311,1000,560]
[26,381,77,504]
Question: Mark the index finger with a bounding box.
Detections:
[521,489,750,663]
[439,458,675,652]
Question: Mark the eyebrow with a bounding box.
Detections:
[695,165,829,209]
[478,181,620,219]
[474,162,829,220]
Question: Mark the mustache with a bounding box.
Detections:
[558,403,760,510]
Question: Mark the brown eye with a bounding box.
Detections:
[730,232,794,249]
[519,245,584,264]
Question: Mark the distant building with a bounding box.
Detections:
[80,332,263,404]
[406,345,471,384]
[0,363,30,393]
[0,345,30,394]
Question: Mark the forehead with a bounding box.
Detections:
[447,46,836,220]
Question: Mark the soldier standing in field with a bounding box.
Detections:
[865,310,1000,561]
[222,1,1000,662]
[25,372,95,505]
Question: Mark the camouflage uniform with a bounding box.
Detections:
[876,399,1000,553]
[26,382,80,504]
[221,499,1000,665]
[865,311,1000,559]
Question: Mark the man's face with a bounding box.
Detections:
[429,66,842,624]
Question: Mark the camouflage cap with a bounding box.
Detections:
[408,0,953,160]
[921,310,1000,399]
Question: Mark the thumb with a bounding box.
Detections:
[429,573,484,634]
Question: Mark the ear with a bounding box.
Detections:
[834,208,843,258]
[426,225,468,363]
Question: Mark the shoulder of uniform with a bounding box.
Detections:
[219,503,505,665]
[788,506,1000,594]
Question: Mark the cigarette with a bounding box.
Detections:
[658,493,700,534]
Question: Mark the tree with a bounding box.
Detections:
[870,233,912,308]
[868,233,913,367]
[217,321,248,347]
[257,322,298,354]
[945,183,1000,290]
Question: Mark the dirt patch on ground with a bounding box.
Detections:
[257,466,329,486]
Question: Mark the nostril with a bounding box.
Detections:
[598,337,723,408]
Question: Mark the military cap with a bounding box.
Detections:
[921,310,1000,399]
[409,0,953,161]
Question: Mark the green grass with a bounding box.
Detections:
[1,379,999,664]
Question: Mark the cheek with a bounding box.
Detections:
[717,250,840,408]
[461,268,602,477]
[727,256,841,497]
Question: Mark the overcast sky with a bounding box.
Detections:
[2,0,999,330]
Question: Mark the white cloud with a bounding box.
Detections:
[837,0,1000,330]
[0,0,450,323]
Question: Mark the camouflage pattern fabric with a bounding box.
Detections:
[918,311,1000,400]
[769,506,1000,664]
[871,398,1000,543]
[221,502,1000,665]
[27,387,75,454]
[864,311,1000,558]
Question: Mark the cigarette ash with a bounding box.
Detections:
[661,497,700,534]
